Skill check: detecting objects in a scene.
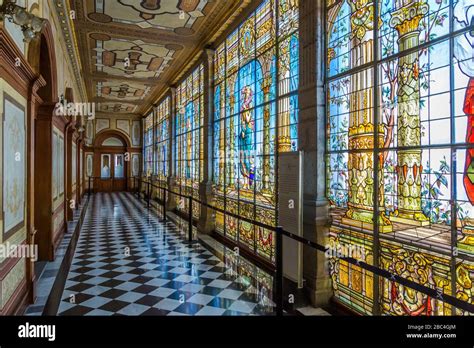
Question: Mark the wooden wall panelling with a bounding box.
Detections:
[34,105,55,261]
[65,123,75,222]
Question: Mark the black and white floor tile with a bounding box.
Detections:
[57,192,275,316]
[25,200,87,316]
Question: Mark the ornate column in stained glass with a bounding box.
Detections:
[227,80,236,189]
[216,87,226,190]
[278,98,291,152]
[261,53,274,193]
[389,0,430,226]
[277,40,292,153]
[342,0,392,232]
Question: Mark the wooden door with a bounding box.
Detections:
[112,154,126,191]
[95,153,127,192]
[98,153,113,192]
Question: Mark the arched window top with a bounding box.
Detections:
[102,137,125,147]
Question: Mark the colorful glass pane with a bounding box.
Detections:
[155,97,170,183]
[143,113,154,176]
[175,64,204,219]
[212,0,299,261]
[326,0,474,315]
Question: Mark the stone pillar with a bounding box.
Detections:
[166,87,177,211]
[341,0,392,233]
[198,48,215,234]
[298,0,332,307]
[260,52,274,192]
[390,0,429,226]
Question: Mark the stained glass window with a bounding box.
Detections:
[155,97,170,182]
[175,64,204,219]
[326,0,474,315]
[212,0,299,261]
[143,112,154,177]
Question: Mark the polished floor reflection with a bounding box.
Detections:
[57,192,275,316]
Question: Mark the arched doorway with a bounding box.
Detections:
[29,21,61,262]
[93,131,130,192]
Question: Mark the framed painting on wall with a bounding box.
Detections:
[132,120,140,146]
[132,154,140,177]
[96,119,110,134]
[86,120,94,145]
[72,143,77,186]
[86,153,93,177]
[3,94,25,239]
[80,148,83,184]
[59,135,64,196]
[116,119,130,135]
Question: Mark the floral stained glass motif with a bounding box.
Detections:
[326,0,474,315]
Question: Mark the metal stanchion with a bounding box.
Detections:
[162,188,167,222]
[147,181,150,208]
[275,226,283,316]
[188,195,193,242]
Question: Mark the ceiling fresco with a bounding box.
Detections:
[90,0,207,32]
[98,102,138,113]
[91,35,175,79]
[96,81,152,101]
[70,0,254,116]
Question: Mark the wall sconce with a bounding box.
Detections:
[0,0,46,42]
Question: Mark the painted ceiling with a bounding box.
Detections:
[70,0,253,116]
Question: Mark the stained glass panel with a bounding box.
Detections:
[175,64,204,219]
[155,97,170,195]
[326,0,474,315]
[212,0,299,261]
[143,113,154,177]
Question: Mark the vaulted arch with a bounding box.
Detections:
[27,20,58,103]
[94,129,132,149]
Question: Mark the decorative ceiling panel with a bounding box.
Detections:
[70,0,254,117]
[91,34,175,79]
[89,0,207,32]
[98,102,138,113]
[96,81,152,102]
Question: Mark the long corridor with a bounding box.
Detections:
[57,193,275,316]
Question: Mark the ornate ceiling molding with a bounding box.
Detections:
[68,0,255,117]
[51,0,88,102]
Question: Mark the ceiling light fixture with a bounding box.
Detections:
[0,0,47,42]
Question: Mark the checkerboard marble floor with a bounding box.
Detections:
[57,192,275,316]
